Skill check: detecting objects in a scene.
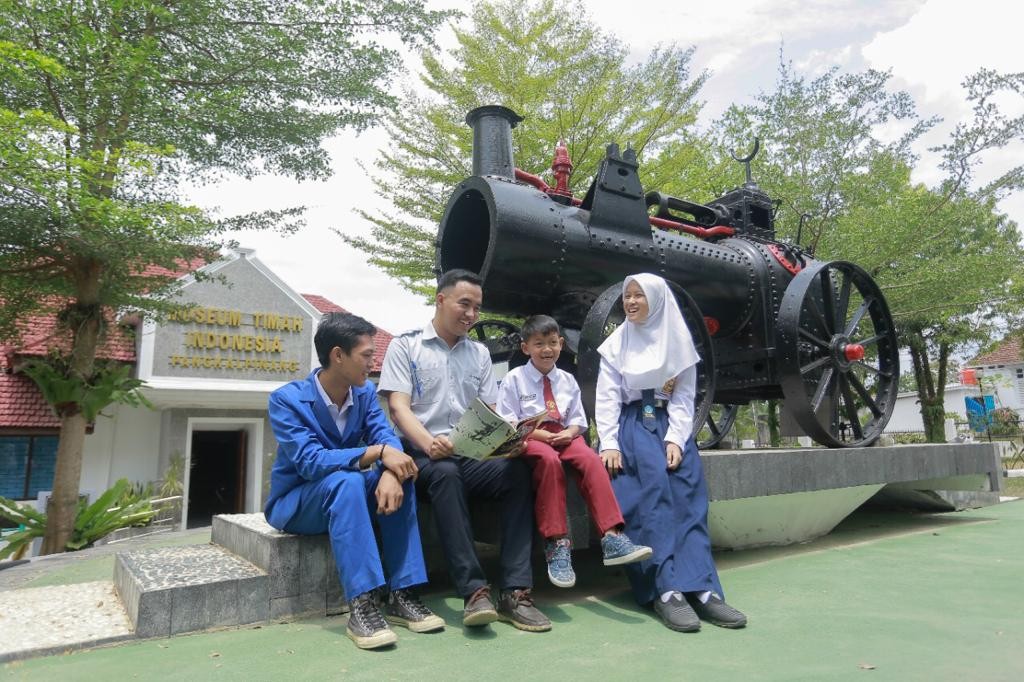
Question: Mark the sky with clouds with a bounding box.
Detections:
[183,0,1023,335]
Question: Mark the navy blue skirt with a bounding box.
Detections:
[611,401,723,605]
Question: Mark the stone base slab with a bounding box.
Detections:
[113,544,268,638]
[212,514,347,618]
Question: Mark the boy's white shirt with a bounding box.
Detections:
[496,362,588,430]
[595,361,697,451]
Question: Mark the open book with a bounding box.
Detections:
[449,398,547,460]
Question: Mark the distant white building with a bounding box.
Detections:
[886,336,1024,433]
[964,336,1024,415]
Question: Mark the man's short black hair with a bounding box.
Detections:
[436,268,483,294]
[314,312,376,368]
[521,314,560,340]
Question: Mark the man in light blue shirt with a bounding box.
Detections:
[379,269,550,633]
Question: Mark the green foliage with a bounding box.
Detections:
[20,355,153,420]
[118,480,157,507]
[0,479,155,558]
[989,407,1022,437]
[346,0,709,296]
[67,478,155,550]
[0,0,448,552]
[711,59,933,249]
[158,453,186,498]
[890,432,928,445]
[0,0,451,333]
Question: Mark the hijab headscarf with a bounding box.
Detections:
[597,273,700,390]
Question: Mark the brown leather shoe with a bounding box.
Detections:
[463,585,498,627]
[497,588,551,632]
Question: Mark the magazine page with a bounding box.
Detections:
[449,398,518,459]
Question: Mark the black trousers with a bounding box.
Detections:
[407,444,534,597]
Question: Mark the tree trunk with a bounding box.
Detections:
[40,411,88,554]
[40,269,102,554]
[919,396,947,443]
[907,329,949,444]
[766,399,781,447]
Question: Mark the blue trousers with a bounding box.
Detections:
[275,468,427,601]
[612,402,723,605]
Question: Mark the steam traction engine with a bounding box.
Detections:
[436,106,899,448]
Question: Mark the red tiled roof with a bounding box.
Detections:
[0,305,135,430]
[301,294,393,373]
[6,308,137,363]
[968,336,1024,367]
[0,366,61,429]
[138,256,210,280]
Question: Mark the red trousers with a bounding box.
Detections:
[522,422,625,539]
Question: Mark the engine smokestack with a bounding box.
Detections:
[465,105,524,178]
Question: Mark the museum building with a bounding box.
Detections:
[0,248,393,530]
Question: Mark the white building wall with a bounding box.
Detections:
[885,385,976,433]
[972,364,1024,412]
[80,403,163,498]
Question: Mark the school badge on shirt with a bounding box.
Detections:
[662,378,676,395]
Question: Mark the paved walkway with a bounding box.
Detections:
[0,528,213,663]
[2,503,1023,680]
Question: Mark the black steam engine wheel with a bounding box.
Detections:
[775,261,899,447]
[576,281,716,439]
[697,404,739,450]
[468,320,521,363]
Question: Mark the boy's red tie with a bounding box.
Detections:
[542,375,562,422]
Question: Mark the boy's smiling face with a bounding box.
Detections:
[522,331,563,374]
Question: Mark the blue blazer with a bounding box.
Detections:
[264,370,402,529]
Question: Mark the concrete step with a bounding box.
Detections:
[113,544,269,638]
[211,513,347,619]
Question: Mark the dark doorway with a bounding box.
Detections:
[187,429,247,529]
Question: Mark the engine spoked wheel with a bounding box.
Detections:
[577,281,715,435]
[469,319,522,363]
[697,404,739,450]
[775,260,899,447]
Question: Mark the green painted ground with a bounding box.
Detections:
[4,502,1023,681]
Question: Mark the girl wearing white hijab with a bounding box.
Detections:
[596,273,746,632]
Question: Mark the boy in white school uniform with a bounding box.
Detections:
[496,315,651,588]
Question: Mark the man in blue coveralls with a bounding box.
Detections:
[265,312,443,650]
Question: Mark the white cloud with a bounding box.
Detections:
[863,0,1023,106]
[862,0,1024,208]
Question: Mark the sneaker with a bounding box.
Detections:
[601,532,653,566]
[687,593,747,629]
[496,589,552,632]
[545,538,576,588]
[385,588,445,633]
[463,585,499,627]
[346,591,398,649]
[654,593,701,632]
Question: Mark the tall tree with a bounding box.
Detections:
[714,61,1024,441]
[345,0,709,296]
[0,0,447,553]
[874,70,1024,440]
[711,59,934,249]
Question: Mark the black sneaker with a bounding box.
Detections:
[347,591,398,649]
[385,589,445,633]
[463,585,499,627]
[653,593,700,632]
[496,588,552,632]
[687,594,747,629]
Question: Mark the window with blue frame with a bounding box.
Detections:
[0,435,59,500]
